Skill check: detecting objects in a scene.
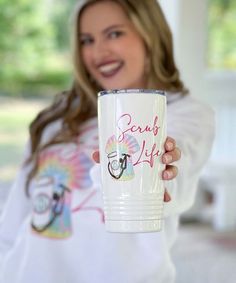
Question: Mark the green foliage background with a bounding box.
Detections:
[0,0,235,97]
[0,0,77,97]
[208,0,236,69]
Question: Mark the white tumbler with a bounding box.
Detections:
[98,89,166,233]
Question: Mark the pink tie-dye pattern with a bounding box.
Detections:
[38,146,93,190]
[31,119,104,239]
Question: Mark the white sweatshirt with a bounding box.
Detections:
[0,94,215,283]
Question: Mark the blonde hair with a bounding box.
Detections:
[25,0,187,194]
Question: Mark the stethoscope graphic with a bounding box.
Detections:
[31,184,71,233]
[107,152,131,179]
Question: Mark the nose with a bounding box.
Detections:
[92,39,111,63]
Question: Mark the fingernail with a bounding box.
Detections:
[164,155,172,164]
[163,171,171,179]
[166,142,173,150]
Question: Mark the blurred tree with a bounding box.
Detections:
[208,0,236,70]
[0,1,53,92]
[51,0,77,51]
[0,0,75,96]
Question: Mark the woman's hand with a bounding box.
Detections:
[162,137,181,202]
[92,136,181,203]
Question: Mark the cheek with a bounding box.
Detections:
[127,48,146,72]
[120,38,147,69]
[81,49,92,70]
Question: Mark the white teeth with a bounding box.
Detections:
[99,62,121,74]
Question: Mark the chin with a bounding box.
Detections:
[99,79,131,90]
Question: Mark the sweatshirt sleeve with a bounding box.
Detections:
[163,95,215,217]
[0,143,32,266]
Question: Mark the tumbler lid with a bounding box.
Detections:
[98,89,165,97]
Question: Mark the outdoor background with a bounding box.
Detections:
[0,1,236,282]
[1,0,236,188]
[0,0,78,191]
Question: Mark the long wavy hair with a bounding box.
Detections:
[25,0,187,194]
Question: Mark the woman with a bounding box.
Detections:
[0,1,214,282]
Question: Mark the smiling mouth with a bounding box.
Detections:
[98,61,124,78]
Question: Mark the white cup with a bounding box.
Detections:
[98,89,166,233]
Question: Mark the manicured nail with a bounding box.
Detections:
[164,155,172,164]
[163,171,171,179]
[166,142,173,150]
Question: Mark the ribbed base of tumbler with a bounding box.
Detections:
[105,219,163,233]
